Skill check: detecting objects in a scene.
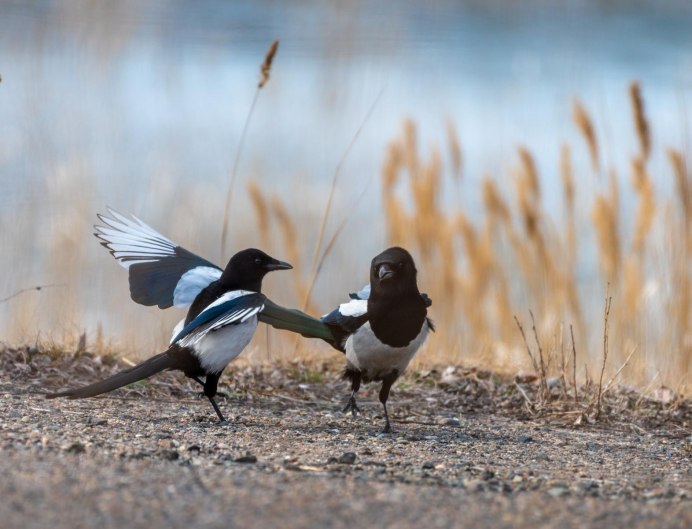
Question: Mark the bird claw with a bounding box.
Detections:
[381,422,392,434]
[342,397,361,417]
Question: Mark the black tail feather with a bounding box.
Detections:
[45,351,174,400]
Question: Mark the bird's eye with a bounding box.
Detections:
[254,258,262,265]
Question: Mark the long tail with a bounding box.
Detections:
[45,351,174,399]
[258,298,339,349]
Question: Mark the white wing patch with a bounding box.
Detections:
[170,318,185,344]
[95,208,178,269]
[338,299,368,317]
[352,284,370,300]
[203,290,256,311]
[173,266,222,308]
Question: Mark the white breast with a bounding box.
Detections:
[193,316,258,374]
[345,322,429,380]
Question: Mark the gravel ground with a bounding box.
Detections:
[1,347,690,529]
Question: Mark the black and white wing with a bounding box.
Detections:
[171,290,265,347]
[95,208,222,309]
[321,298,369,352]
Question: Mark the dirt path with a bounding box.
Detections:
[1,348,690,529]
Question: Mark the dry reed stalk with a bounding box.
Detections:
[518,146,540,199]
[482,177,510,224]
[572,98,600,173]
[595,293,612,420]
[629,81,651,162]
[529,310,549,400]
[220,40,280,259]
[403,119,419,175]
[0,283,67,304]
[382,142,402,192]
[570,324,578,404]
[592,193,620,280]
[446,119,463,180]
[630,156,656,253]
[666,150,691,378]
[258,40,279,88]
[558,322,568,399]
[668,149,691,235]
[513,315,543,393]
[270,195,313,311]
[602,344,638,396]
[246,181,271,248]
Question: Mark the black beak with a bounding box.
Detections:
[265,259,293,272]
[377,263,394,280]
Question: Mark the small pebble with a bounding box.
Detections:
[422,461,435,470]
[66,442,85,454]
[547,486,569,498]
[338,452,357,465]
[160,450,179,461]
[235,454,257,464]
[518,434,534,444]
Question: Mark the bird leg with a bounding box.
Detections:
[379,372,398,433]
[193,373,228,423]
[342,370,362,416]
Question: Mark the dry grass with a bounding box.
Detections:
[1,84,690,394]
[376,85,690,391]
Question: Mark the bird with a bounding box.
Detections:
[45,210,301,422]
[318,247,434,433]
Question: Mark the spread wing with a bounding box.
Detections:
[172,291,265,346]
[95,209,222,309]
[321,299,369,352]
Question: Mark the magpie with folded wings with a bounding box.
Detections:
[317,247,434,433]
[46,239,292,422]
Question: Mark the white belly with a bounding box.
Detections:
[345,322,429,380]
[193,316,258,374]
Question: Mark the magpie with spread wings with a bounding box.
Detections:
[46,210,333,422]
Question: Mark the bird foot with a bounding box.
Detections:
[342,397,361,417]
[381,422,392,434]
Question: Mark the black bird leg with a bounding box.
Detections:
[379,372,398,433]
[193,373,227,423]
[342,371,362,416]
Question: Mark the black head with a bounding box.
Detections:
[219,248,292,292]
[369,246,419,297]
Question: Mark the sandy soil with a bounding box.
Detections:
[1,347,690,529]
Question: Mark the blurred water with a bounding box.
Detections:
[2,1,691,207]
[0,0,691,352]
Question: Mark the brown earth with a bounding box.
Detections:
[1,347,690,529]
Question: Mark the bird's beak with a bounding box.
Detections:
[377,263,394,280]
[265,259,293,271]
